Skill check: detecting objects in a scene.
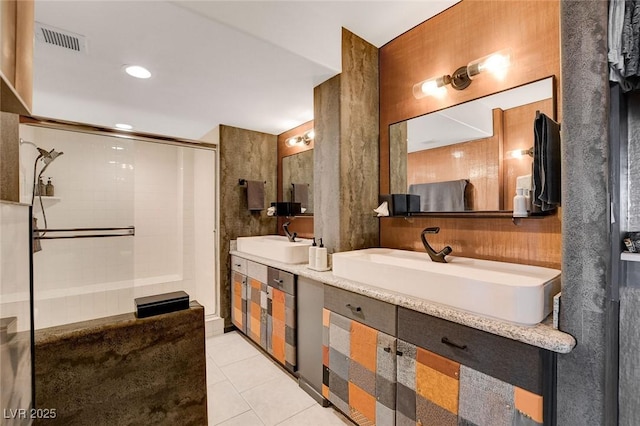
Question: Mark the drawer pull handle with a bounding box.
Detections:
[346,303,362,312]
[273,279,284,284]
[396,350,404,356]
[441,337,467,350]
[234,264,242,267]
[383,347,391,353]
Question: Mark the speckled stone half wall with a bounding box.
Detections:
[219,125,277,327]
[34,303,207,425]
[558,1,611,425]
[339,29,379,252]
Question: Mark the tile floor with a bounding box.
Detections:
[206,331,352,426]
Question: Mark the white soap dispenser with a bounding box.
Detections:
[308,238,317,269]
[513,188,529,218]
[316,238,328,270]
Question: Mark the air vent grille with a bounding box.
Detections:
[35,22,87,53]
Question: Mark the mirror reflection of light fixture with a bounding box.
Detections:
[286,129,315,147]
[508,147,534,159]
[413,49,512,99]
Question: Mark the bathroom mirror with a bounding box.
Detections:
[282,150,313,214]
[389,77,555,213]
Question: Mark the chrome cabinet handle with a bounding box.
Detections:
[273,278,283,284]
[441,337,467,350]
[346,303,362,312]
[234,263,241,267]
[383,347,391,353]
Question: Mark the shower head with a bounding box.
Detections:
[42,149,63,165]
[38,150,64,176]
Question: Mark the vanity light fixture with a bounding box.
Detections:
[285,129,315,147]
[508,147,534,159]
[123,65,151,79]
[413,49,512,99]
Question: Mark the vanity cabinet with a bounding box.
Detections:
[397,307,552,426]
[229,256,297,373]
[322,286,398,426]
[321,286,554,426]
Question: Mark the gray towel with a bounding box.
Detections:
[291,183,309,209]
[533,113,561,211]
[246,180,265,211]
[409,179,468,212]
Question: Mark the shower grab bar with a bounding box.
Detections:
[34,226,135,240]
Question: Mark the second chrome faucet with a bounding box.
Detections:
[421,227,452,263]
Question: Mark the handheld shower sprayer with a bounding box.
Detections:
[22,139,65,239]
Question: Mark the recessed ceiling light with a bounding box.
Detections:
[123,65,151,79]
[115,123,133,130]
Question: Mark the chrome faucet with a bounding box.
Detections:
[283,221,297,242]
[421,227,452,263]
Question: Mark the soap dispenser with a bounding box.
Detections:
[308,238,317,269]
[45,177,54,197]
[316,238,328,270]
[37,177,45,196]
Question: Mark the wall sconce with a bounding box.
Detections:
[413,49,512,99]
[508,147,534,159]
[286,129,314,147]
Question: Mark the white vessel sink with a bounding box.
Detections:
[332,248,561,325]
[236,235,313,264]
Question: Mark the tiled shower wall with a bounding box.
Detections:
[19,125,215,329]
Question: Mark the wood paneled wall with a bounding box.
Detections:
[277,120,314,238]
[379,0,561,268]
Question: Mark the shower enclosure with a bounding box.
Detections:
[17,121,218,331]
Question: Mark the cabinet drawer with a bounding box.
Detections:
[247,260,268,283]
[397,307,545,394]
[268,267,295,295]
[230,255,247,275]
[324,285,396,336]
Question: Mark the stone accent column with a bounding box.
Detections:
[558,1,611,424]
[314,29,379,253]
[219,125,277,328]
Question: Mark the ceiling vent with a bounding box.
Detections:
[35,22,87,53]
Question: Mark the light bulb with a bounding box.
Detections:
[412,75,448,99]
[467,49,512,80]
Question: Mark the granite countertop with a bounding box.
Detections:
[230,250,576,354]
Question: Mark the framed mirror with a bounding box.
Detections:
[389,77,555,214]
[282,150,313,214]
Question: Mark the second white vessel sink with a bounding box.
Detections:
[237,235,312,264]
[332,248,561,325]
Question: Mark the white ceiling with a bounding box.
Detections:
[32,0,458,140]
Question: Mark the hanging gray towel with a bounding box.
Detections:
[409,179,468,212]
[291,183,309,209]
[246,180,265,211]
[533,113,561,211]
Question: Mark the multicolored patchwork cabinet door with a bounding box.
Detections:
[230,271,247,333]
[267,285,296,372]
[396,341,460,426]
[322,309,397,426]
[246,277,268,349]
